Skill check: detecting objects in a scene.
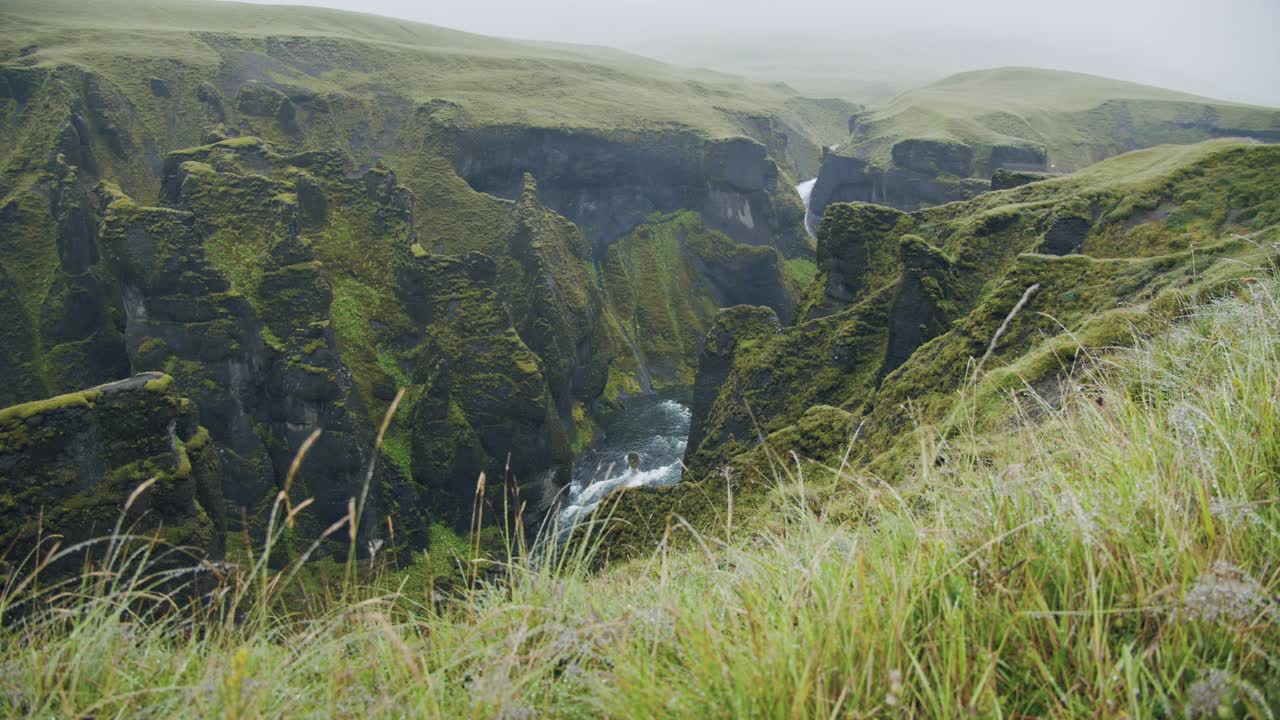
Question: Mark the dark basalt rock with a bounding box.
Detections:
[195,82,226,122]
[508,175,611,421]
[992,169,1051,191]
[82,74,134,159]
[147,77,170,97]
[991,144,1048,171]
[295,174,329,227]
[93,182,278,526]
[442,125,797,255]
[682,305,781,475]
[817,202,910,313]
[235,82,299,134]
[1040,214,1091,255]
[0,372,226,574]
[55,110,97,175]
[808,147,989,218]
[882,235,956,375]
[891,138,973,177]
[400,251,572,529]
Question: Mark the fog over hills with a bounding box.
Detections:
[239,0,1280,106]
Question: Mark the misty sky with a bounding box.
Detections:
[237,0,1280,106]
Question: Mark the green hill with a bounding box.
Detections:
[807,67,1280,214]
[0,0,851,143]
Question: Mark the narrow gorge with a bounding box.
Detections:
[3,0,1279,578]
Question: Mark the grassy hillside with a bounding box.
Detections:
[834,66,1280,175]
[3,262,1278,717]
[0,0,853,141]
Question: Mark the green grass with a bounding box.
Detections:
[4,264,1279,717]
[838,67,1280,173]
[783,256,818,286]
[0,0,853,143]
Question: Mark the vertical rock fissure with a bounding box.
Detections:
[605,302,653,395]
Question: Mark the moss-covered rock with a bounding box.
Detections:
[810,202,911,317]
[891,138,974,176]
[400,251,571,529]
[600,141,1280,544]
[601,211,800,388]
[504,175,611,439]
[991,168,1051,191]
[0,372,225,574]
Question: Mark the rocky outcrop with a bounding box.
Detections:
[682,305,782,475]
[400,252,571,526]
[0,373,225,569]
[0,148,130,409]
[235,82,299,135]
[1040,213,1092,255]
[806,151,872,222]
[808,145,990,219]
[506,175,612,430]
[990,144,1048,171]
[110,138,597,539]
[812,202,910,316]
[66,140,427,549]
[437,123,805,256]
[891,138,973,176]
[991,169,1050,190]
[601,211,799,387]
[883,235,956,375]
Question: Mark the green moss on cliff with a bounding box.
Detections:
[0,373,225,567]
[602,211,798,388]
[618,141,1280,544]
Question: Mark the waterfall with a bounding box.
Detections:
[796,145,838,241]
[796,177,818,240]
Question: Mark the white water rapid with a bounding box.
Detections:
[556,395,691,530]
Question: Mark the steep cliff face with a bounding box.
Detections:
[599,141,1280,550]
[0,373,225,570]
[600,211,800,387]
[0,126,612,548]
[440,125,807,257]
[806,202,911,318]
[399,252,572,527]
[504,176,613,434]
[93,139,439,548]
[807,141,1002,217]
[681,306,783,476]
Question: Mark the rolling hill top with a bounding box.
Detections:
[838,66,1280,172]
